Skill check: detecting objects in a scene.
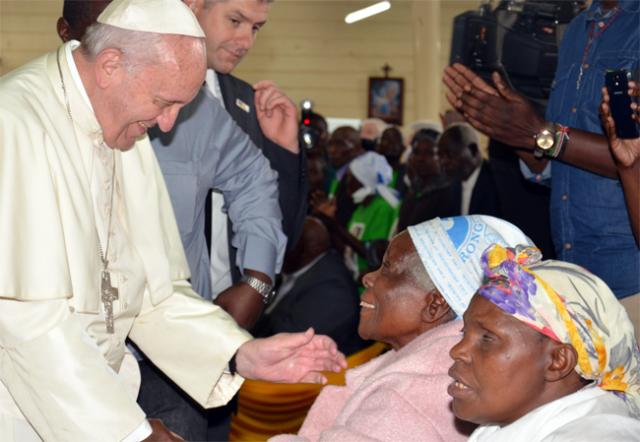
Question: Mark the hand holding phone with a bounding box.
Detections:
[604,69,639,139]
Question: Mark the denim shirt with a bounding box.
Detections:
[545,0,640,298]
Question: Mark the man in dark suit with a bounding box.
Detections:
[439,123,502,218]
[254,217,367,356]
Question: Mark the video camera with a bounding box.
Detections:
[450,0,585,108]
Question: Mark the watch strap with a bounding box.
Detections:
[534,124,570,159]
[241,274,275,305]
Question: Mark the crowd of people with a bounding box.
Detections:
[0,0,638,441]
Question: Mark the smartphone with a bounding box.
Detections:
[605,69,639,139]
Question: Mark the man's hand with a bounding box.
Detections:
[235,328,347,384]
[442,63,546,149]
[600,82,640,167]
[214,269,271,329]
[143,419,184,441]
[254,80,299,154]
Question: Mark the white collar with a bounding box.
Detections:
[64,40,94,112]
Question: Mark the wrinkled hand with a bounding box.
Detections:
[600,81,640,168]
[143,419,184,441]
[310,190,336,219]
[254,80,299,154]
[236,328,347,384]
[442,63,545,149]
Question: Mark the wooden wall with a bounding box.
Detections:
[0,0,478,123]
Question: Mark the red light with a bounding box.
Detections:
[303,118,311,125]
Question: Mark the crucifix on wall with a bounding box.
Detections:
[367,63,404,125]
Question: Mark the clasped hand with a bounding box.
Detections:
[442,63,545,149]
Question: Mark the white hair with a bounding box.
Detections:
[360,118,388,136]
[82,23,205,73]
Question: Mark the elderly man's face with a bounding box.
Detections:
[448,295,553,426]
[359,232,428,350]
[99,37,205,150]
[195,0,269,73]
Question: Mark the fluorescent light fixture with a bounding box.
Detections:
[345,1,391,24]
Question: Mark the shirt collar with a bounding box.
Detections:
[587,0,638,22]
[65,40,93,112]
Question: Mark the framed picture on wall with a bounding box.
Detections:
[368,77,404,125]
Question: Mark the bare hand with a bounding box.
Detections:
[600,82,640,168]
[235,328,347,384]
[442,63,545,149]
[143,419,184,441]
[254,80,299,154]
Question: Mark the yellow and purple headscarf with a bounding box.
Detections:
[478,244,640,418]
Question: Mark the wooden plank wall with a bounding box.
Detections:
[0,0,478,123]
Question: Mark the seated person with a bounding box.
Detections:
[439,123,501,217]
[360,118,388,151]
[398,128,460,232]
[343,152,400,280]
[450,244,640,441]
[253,217,367,356]
[271,215,533,442]
[325,126,365,227]
[376,126,408,197]
[313,152,401,281]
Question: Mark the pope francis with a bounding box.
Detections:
[0,1,346,441]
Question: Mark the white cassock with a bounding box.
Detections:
[0,42,252,441]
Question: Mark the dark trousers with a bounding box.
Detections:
[137,359,234,442]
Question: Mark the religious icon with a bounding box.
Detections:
[368,77,404,125]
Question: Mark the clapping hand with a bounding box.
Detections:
[254,80,299,154]
[600,81,640,167]
[235,328,347,384]
[442,63,545,149]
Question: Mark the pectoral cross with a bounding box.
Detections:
[101,268,119,334]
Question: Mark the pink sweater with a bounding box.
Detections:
[270,320,471,442]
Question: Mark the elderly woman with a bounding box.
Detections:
[450,244,640,441]
[270,215,533,442]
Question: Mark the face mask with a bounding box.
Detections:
[361,139,377,151]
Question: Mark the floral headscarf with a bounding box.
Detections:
[478,244,640,417]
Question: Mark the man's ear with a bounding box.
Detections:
[545,341,578,382]
[57,17,72,43]
[94,48,126,89]
[421,289,453,324]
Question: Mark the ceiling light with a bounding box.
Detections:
[345,1,391,24]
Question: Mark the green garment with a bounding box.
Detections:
[346,195,399,278]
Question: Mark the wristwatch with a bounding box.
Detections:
[241,274,275,305]
[533,124,555,158]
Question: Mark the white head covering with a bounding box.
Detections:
[97,0,205,37]
[407,215,534,317]
[349,152,400,208]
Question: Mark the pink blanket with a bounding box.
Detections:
[270,320,472,442]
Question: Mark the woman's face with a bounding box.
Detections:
[408,139,440,190]
[448,295,552,426]
[359,232,428,350]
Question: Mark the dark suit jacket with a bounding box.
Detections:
[462,160,502,217]
[253,250,367,356]
[398,181,461,232]
[216,73,308,281]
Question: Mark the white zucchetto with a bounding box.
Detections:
[97,0,205,37]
